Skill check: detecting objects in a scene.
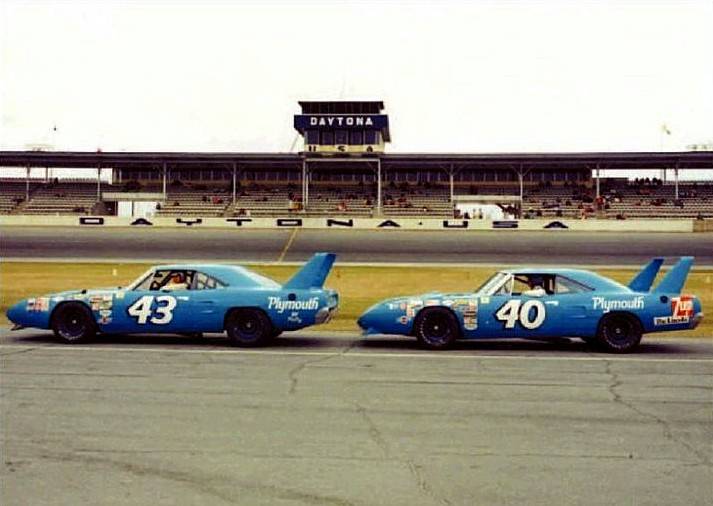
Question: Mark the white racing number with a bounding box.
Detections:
[495,299,546,330]
[128,295,177,325]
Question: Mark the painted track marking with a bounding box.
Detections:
[277,228,298,262]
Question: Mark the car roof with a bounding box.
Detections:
[501,268,629,292]
[154,264,280,288]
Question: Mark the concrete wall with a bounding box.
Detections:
[0,215,696,232]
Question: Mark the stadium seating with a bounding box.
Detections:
[3,177,711,219]
[0,181,34,214]
[21,182,100,215]
[155,186,230,217]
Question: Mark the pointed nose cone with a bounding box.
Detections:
[358,303,386,334]
[6,300,27,325]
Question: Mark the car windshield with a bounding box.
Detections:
[475,271,512,295]
[126,268,154,290]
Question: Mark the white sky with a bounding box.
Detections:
[1,0,712,172]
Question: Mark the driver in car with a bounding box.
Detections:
[523,276,547,297]
[164,272,189,291]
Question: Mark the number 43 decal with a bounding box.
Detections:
[128,295,177,324]
[495,299,546,329]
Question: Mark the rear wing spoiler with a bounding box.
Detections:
[283,253,336,290]
[628,256,694,294]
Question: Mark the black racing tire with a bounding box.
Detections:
[51,302,96,344]
[225,308,273,347]
[414,307,460,350]
[269,329,283,339]
[595,313,643,353]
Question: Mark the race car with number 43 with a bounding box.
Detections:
[7,253,338,346]
[358,257,703,353]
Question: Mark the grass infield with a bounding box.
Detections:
[1,262,711,338]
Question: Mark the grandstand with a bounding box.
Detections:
[1,101,712,220]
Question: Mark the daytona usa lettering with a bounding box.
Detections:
[268,296,319,313]
[592,296,644,312]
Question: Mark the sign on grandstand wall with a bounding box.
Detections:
[294,115,388,130]
[0,215,696,232]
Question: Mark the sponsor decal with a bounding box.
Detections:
[463,299,478,331]
[268,296,319,314]
[90,294,113,311]
[425,299,440,307]
[442,299,454,307]
[27,297,50,312]
[115,291,125,300]
[545,300,559,306]
[671,295,694,318]
[52,296,65,302]
[654,295,695,326]
[479,296,490,305]
[592,296,644,312]
[398,315,410,325]
[654,316,690,326]
[98,309,113,325]
[287,311,303,324]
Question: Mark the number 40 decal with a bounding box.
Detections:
[495,299,546,330]
[128,295,177,325]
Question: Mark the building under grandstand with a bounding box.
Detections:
[1,100,712,220]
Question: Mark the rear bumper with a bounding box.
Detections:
[315,305,338,325]
[691,312,704,329]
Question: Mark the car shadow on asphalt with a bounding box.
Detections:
[6,330,702,356]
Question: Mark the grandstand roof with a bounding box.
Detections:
[0,150,711,171]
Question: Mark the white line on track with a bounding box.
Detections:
[1,344,712,363]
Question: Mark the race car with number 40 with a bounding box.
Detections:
[7,253,338,346]
[358,257,703,353]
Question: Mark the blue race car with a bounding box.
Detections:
[358,257,703,353]
[7,253,338,346]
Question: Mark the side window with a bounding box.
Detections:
[555,276,593,294]
[193,272,226,290]
[512,274,556,295]
[136,270,194,291]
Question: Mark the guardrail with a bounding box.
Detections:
[0,215,697,232]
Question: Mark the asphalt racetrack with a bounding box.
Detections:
[2,227,712,504]
[2,329,712,505]
[2,226,713,265]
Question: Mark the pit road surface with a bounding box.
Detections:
[2,329,712,505]
[3,226,713,264]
